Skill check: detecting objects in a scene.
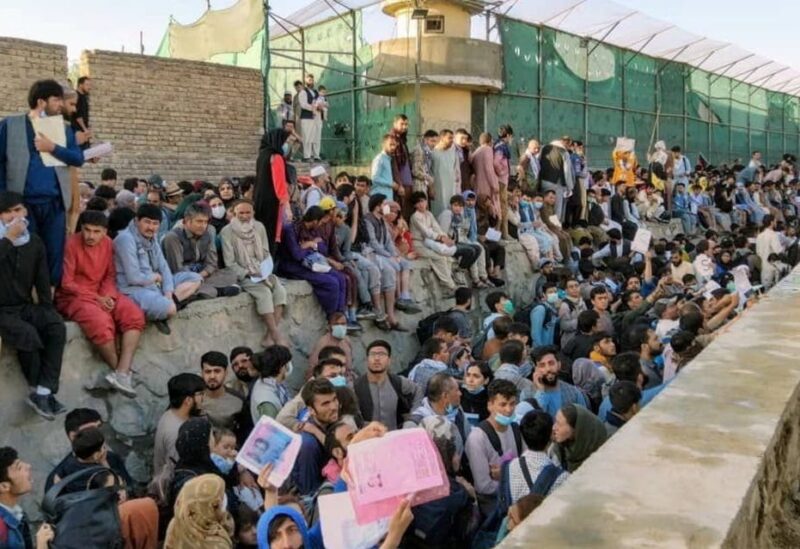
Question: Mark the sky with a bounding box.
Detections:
[0,0,797,69]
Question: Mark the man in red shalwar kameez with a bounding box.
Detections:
[55,210,145,397]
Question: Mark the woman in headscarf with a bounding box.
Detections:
[256,506,312,549]
[571,358,607,414]
[218,178,239,210]
[648,140,673,212]
[254,129,293,254]
[164,474,234,548]
[169,418,239,524]
[549,404,607,473]
[277,206,347,316]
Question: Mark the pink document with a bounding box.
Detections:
[346,428,449,525]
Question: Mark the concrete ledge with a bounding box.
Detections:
[499,267,800,548]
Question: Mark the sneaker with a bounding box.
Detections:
[395,299,422,314]
[356,305,377,320]
[218,285,242,297]
[26,393,55,420]
[312,263,332,273]
[153,319,171,335]
[488,276,505,287]
[106,372,137,398]
[47,395,67,416]
[346,320,363,333]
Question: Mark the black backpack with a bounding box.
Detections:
[416,310,448,344]
[41,466,124,549]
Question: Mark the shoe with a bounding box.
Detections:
[481,277,496,288]
[312,263,332,273]
[375,317,392,331]
[356,305,377,320]
[390,321,408,332]
[218,285,242,297]
[26,393,55,420]
[154,320,171,335]
[488,276,505,287]
[346,320,363,333]
[395,299,422,314]
[106,372,137,398]
[48,395,67,415]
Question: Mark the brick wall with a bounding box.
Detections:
[0,37,68,119]
[80,50,264,182]
[0,36,264,183]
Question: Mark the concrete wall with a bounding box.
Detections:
[499,267,800,549]
[0,37,263,183]
[0,37,68,119]
[0,242,538,521]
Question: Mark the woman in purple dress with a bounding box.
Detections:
[277,206,346,316]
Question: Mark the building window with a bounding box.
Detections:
[425,15,444,34]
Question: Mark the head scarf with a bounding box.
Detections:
[164,474,234,549]
[260,128,290,157]
[175,418,216,474]
[561,405,607,472]
[256,505,309,549]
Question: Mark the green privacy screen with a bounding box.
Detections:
[166,10,800,167]
[484,18,799,168]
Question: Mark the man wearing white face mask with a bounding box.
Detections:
[0,191,67,420]
[163,203,240,301]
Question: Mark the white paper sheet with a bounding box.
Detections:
[31,115,67,167]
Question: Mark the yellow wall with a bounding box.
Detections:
[397,85,471,130]
[391,0,472,39]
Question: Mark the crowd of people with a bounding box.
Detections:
[1,77,799,548]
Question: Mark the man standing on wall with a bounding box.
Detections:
[71,77,92,148]
[299,73,321,161]
[0,79,85,285]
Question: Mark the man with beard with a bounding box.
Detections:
[1,79,85,284]
[389,114,413,218]
[153,373,206,477]
[524,345,588,419]
[354,340,422,431]
[454,129,474,192]
[115,204,203,335]
[55,210,144,398]
[628,325,664,390]
[200,351,245,431]
[227,346,257,395]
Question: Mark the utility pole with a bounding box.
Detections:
[207,0,212,10]
[140,31,144,55]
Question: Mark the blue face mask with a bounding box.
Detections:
[726,282,736,293]
[329,375,347,388]
[463,384,485,395]
[445,404,458,420]
[533,202,544,210]
[495,413,514,427]
[211,453,235,475]
[282,142,291,156]
[331,324,347,340]
[546,293,559,305]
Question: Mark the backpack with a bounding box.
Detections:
[471,457,562,549]
[41,466,124,549]
[477,420,523,458]
[470,328,488,360]
[416,310,448,344]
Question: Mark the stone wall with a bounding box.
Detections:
[498,266,800,549]
[0,243,538,520]
[79,50,264,182]
[0,37,68,119]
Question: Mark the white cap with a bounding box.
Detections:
[310,165,327,179]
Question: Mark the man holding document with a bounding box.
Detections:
[221,199,288,348]
[0,79,85,285]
